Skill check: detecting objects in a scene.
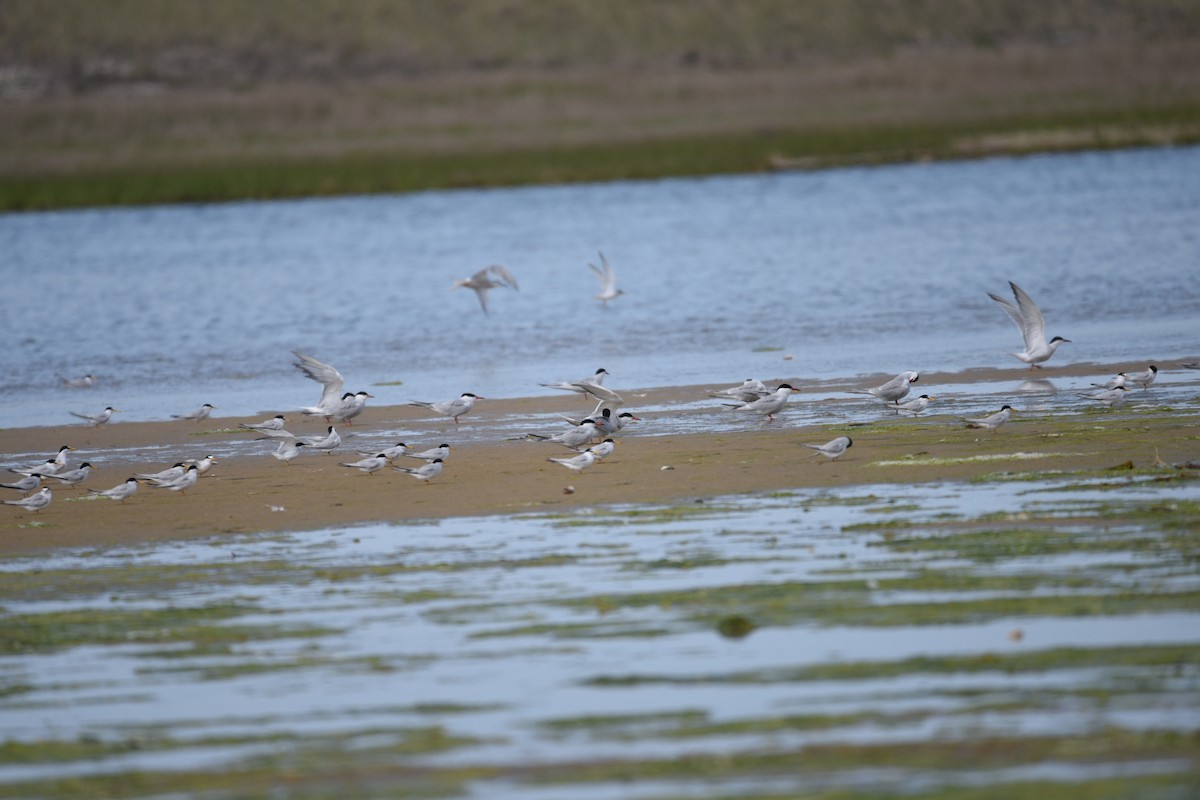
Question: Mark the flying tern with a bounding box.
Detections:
[729,384,799,421]
[58,373,97,389]
[239,414,288,432]
[802,436,853,461]
[172,403,216,422]
[541,368,610,395]
[988,281,1070,368]
[964,405,1014,431]
[3,487,52,513]
[895,394,936,416]
[394,457,444,483]
[453,264,519,314]
[852,371,920,405]
[589,252,624,304]
[293,351,348,420]
[70,406,118,426]
[89,478,139,503]
[409,393,482,425]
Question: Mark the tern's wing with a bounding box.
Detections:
[1007,281,1048,352]
[487,264,519,290]
[292,351,345,408]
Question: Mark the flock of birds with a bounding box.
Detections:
[5,279,1192,517]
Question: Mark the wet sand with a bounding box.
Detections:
[1,362,1195,556]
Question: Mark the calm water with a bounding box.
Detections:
[2,146,1198,429]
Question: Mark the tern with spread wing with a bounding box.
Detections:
[988,281,1070,368]
[589,252,624,304]
[541,368,609,395]
[293,351,347,420]
[453,265,518,314]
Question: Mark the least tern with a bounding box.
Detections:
[1124,365,1158,390]
[186,455,218,475]
[3,487,52,513]
[153,464,199,494]
[89,478,139,503]
[332,391,374,425]
[588,438,617,459]
[1091,373,1127,390]
[293,351,348,421]
[709,379,771,403]
[136,462,187,483]
[45,462,94,486]
[58,373,97,389]
[1079,386,1128,407]
[409,393,482,425]
[402,443,451,462]
[271,440,308,464]
[964,405,1014,431]
[729,384,799,421]
[528,419,599,450]
[453,264,519,314]
[802,436,853,461]
[853,371,920,405]
[70,406,118,426]
[895,394,936,416]
[304,425,342,454]
[988,281,1070,368]
[541,368,609,395]
[339,453,390,475]
[548,449,599,472]
[394,457,444,483]
[1,473,44,492]
[358,442,409,461]
[172,403,216,422]
[10,445,74,477]
[240,414,288,432]
[589,252,624,304]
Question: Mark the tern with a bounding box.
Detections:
[589,252,624,304]
[1124,365,1158,390]
[402,444,451,462]
[10,445,74,477]
[571,380,625,412]
[186,455,218,475]
[852,371,920,405]
[339,453,390,475]
[528,419,599,450]
[802,436,853,461]
[89,478,139,503]
[58,373,97,389]
[709,379,771,403]
[729,384,799,421]
[153,464,199,494]
[588,439,617,459]
[453,264,518,315]
[331,391,374,425]
[549,449,600,472]
[293,351,349,421]
[3,487,52,513]
[240,414,288,432]
[70,406,118,426]
[137,463,187,483]
[255,428,298,440]
[45,462,93,487]
[594,408,640,437]
[358,442,409,461]
[1079,386,1128,407]
[172,403,216,422]
[271,440,308,464]
[895,394,936,416]
[1,473,44,492]
[964,405,1014,431]
[394,457,444,483]
[988,281,1070,369]
[409,393,482,425]
[1091,373,1127,390]
[304,425,341,454]
[541,368,610,396]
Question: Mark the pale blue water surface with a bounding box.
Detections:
[2,145,1198,429]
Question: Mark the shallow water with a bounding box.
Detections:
[3,146,1199,429]
[1,473,1197,797]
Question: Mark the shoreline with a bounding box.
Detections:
[2,361,1196,557]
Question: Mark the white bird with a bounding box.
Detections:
[58,373,97,388]
[136,463,187,483]
[988,281,1071,369]
[293,351,347,420]
[528,419,600,450]
[153,464,199,494]
[1091,373,1127,390]
[304,425,341,454]
[172,403,216,422]
[453,264,519,314]
[588,439,617,459]
[402,444,451,462]
[541,368,610,395]
[70,406,118,426]
[1079,386,1128,407]
[895,394,936,416]
[729,384,799,421]
[3,487,52,513]
[589,252,624,304]
[802,435,853,461]
[339,453,390,475]
[394,457,444,483]
[1,473,44,492]
[255,428,298,440]
[186,455,218,475]
[409,393,482,425]
[271,440,308,464]
[331,391,374,425]
[595,409,640,437]
[1124,365,1158,390]
[571,380,625,412]
[853,371,920,405]
[10,445,75,477]
[89,478,139,503]
[240,414,288,432]
[964,405,1015,431]
[45,462,93,486]
[358,442,409,461]
[709,379,771,403]
[548,449,600,472]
